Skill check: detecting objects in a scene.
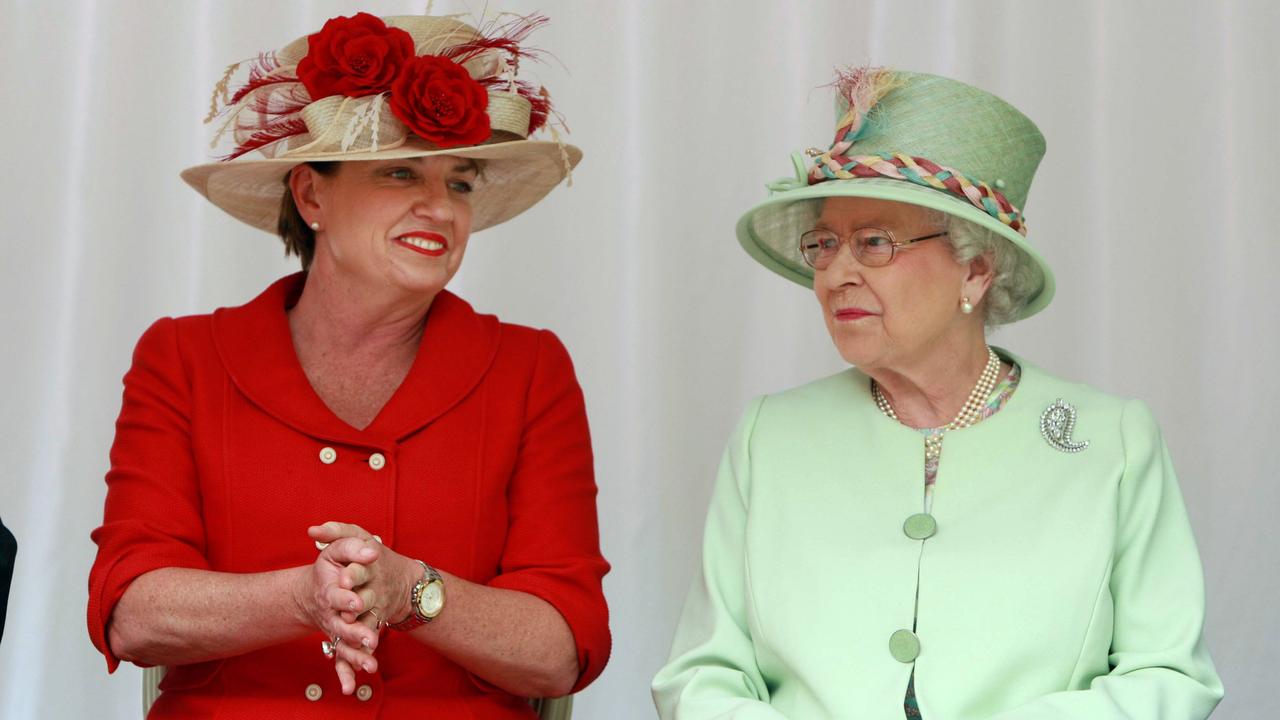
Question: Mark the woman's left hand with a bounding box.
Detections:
[307,522,419,693]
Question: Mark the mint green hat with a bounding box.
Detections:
[736,69,1055,320]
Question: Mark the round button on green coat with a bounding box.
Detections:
[903,513,937,540]
[890,629,921,663]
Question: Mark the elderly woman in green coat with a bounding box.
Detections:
[652,69,1223,719]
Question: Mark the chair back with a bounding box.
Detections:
[141,665,165,716]
[532,695,574,719]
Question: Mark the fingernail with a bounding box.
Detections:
[363,662,372,672]
[361,638,370,648]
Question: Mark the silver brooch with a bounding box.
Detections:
[1040,399,1090,453]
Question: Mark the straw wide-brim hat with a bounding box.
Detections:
[181,14,581,235]
[737,70,1055,321]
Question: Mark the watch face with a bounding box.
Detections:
[418,581,445,617]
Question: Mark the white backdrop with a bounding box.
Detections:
[1,1,1277,718]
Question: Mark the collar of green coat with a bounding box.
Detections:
[831,346,1110,456]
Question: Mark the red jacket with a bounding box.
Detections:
[87,274,611,718]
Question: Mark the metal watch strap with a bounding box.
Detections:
[389,560,441,632]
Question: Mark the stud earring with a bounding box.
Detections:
[309,221,321,231]
[960,297,974,314]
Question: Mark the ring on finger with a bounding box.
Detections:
[366,607,388,631]
[321,636,341,659]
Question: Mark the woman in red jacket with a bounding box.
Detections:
[87,12,609,718]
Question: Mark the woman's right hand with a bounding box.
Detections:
[292,536,384,686]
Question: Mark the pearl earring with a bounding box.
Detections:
[960,297,974,314]
[309,221,321,231]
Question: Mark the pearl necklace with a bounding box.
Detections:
[872,347,1002,462]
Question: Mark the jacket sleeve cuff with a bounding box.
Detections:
[487,568,612,694]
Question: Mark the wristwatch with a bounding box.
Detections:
[389,560,445,631]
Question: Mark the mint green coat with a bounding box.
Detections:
[653,357,1222,719]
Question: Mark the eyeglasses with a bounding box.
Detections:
[798,227,949,270]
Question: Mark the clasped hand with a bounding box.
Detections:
[295,521,416,695]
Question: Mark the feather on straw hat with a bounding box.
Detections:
[181,12,580,234]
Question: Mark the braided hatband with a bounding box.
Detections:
[807,150,1027,236]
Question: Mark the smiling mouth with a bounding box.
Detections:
[394,233,448,257]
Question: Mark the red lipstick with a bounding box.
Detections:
[394,231,448,257]
[834,308,877,321]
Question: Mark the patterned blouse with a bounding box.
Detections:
[903,361,1022,719]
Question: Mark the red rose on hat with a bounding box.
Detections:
[297,12,415,99]
[388,55,491,147]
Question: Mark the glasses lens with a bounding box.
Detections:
[800,230,839,268]
[854,228,895,266]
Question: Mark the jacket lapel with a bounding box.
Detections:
[365,288,500,440]
[212,273,500,447]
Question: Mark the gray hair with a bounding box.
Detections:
[927,210,1044,325]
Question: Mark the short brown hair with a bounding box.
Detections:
[277,162,337,270]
